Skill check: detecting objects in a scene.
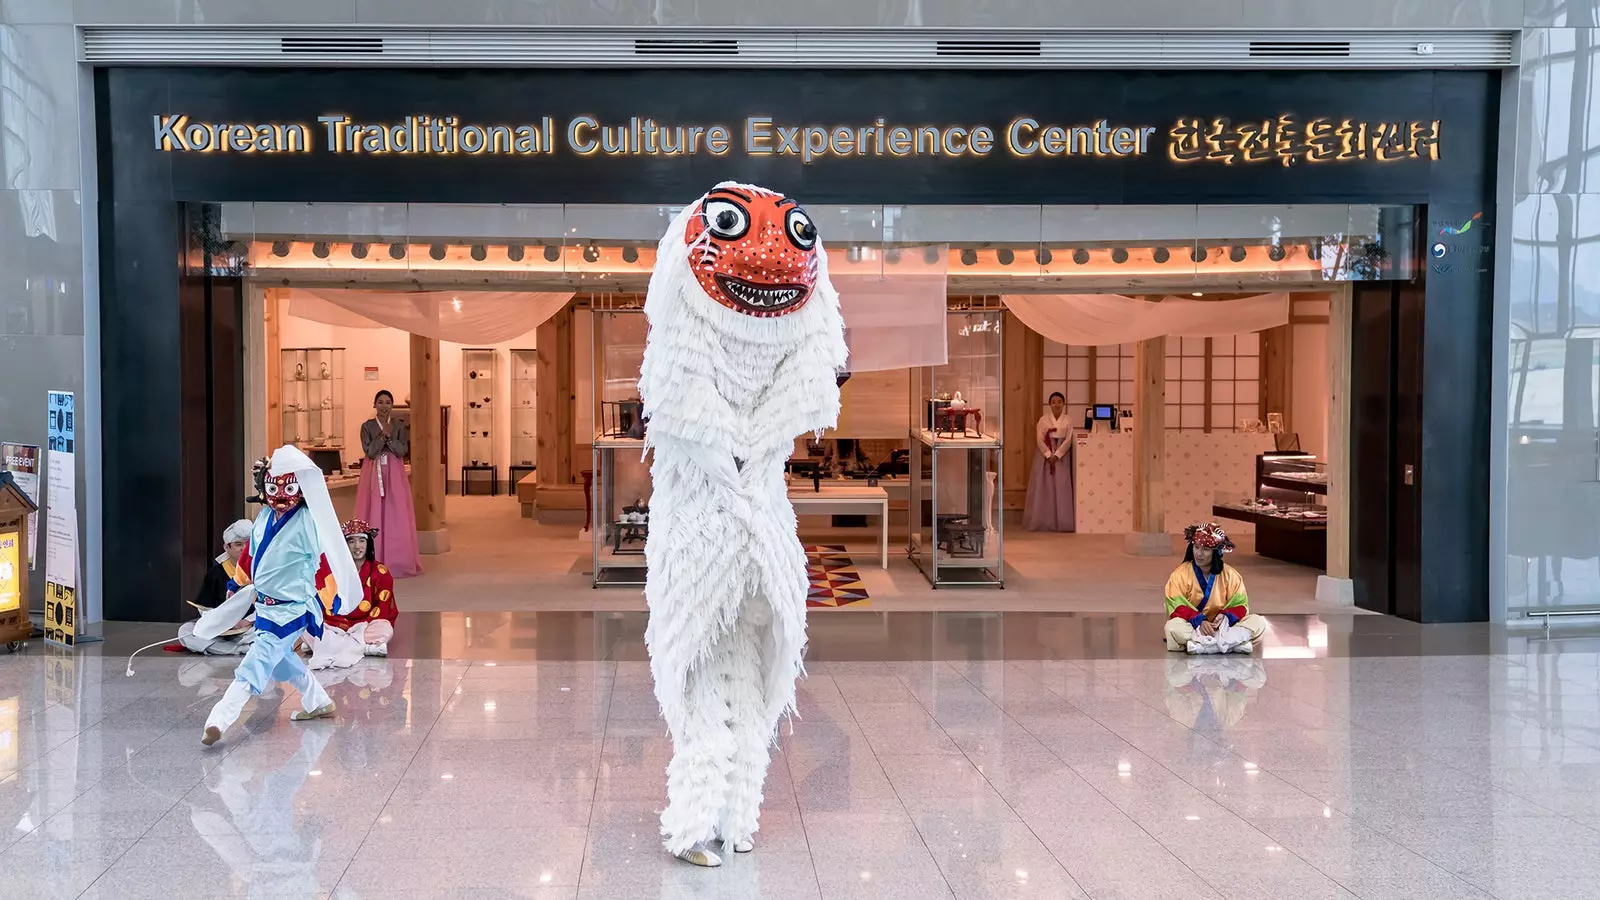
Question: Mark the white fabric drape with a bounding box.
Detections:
[1002,293,1289,346]
[289,289,574,344]
[835,275,949,373]
[833,249,949,373]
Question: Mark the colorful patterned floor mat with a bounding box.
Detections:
[806,545,870,608]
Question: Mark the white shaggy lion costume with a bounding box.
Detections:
[639,183,847,863]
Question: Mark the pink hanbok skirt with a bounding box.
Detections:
[354,453,422,577]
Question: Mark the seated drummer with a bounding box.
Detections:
[1163,523,1268,652]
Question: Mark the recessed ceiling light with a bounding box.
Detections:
[1192,292,1204,297]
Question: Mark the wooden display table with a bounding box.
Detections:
[787,482,890,569]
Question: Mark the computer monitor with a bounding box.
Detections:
[1085,404,1120,432]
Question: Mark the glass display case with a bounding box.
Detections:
[509,348,538,485]
[905,300,1004,587]
[1211,452,1327,568]
[910,303,1004,446]
[280,347,345,474]
[592,300,650,586]
[908,436,1004,587]
[461,348,497,494]
[1258,453,1328,496]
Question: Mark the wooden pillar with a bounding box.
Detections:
[536,304,576,487]
[1002,310,1042,511]
[533,303,585,519]
[1260,324,1293,433]
[264,288,283,450]
[1319,287,1354,601]
[409,334,449,552]
[1126,335,1171,555]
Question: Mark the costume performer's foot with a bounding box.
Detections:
[723,837,754,853]
[674,842,723,867]
[364,642,388,657]
[200,726,222,746]
[291,702,336,721]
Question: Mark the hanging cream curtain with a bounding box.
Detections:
[287,289,574,344]
[832,245,950,373]
[1001,293,1290,345]
[834,273,950,373]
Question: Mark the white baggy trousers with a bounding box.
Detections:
[204,630,331,734]
[660,606,774,855]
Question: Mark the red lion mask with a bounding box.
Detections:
[684,185,819,318]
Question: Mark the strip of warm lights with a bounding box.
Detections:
[241,240,1367,280]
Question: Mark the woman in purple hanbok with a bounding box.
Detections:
[1023,392,1076,532]
[354,390,421,577]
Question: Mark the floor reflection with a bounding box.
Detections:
[1163,656,1267,733]
[185,727,332,898]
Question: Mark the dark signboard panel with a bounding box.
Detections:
[100,68,1495,206]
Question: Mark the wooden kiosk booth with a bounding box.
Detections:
[0,472,36,652]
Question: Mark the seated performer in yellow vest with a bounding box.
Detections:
[1163,523,1269,652]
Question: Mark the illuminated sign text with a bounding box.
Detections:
[153,113,1443,164]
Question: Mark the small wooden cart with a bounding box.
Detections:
[0,472,37,652]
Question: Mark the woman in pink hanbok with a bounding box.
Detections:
[354,390,421,577]
[1023,392,1076,532]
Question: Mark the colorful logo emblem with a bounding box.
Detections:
[1438,212,1482,236]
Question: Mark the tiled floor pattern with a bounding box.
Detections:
[3,650,1598,899]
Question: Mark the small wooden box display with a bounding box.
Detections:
[0,473,37,649]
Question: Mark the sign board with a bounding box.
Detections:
[0,532,18,615]
[102,69,1497,206]
[44,392,77,647]
[0,443,38,568]
[0,696,17,772]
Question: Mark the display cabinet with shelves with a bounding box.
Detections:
[592,300,650,586]
[510,348,538,487]
[905,301,1004,587]
[461,348,498,495]
[280,347,346,474]
[1212,452,1328,568]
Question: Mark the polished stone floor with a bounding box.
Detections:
[390,495,1343,616]
[4,616,1600,899]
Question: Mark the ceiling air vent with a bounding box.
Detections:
[936,40,1042,58]
[633,38,739,57]
[280,36,384,54]
[1248,40,1351,59]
